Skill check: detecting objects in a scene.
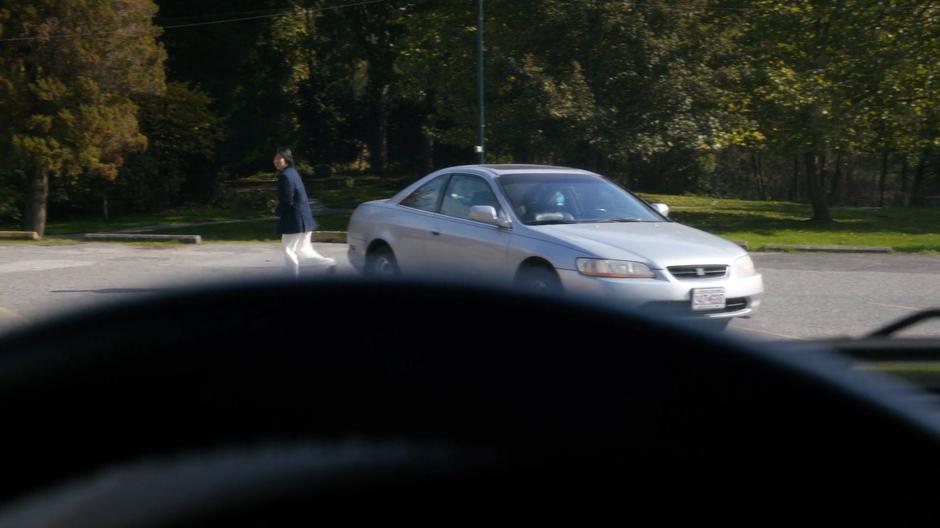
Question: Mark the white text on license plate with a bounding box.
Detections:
[692,288,725,311]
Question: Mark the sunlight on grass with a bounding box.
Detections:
[158,214,349,242]
[638,193,940,252]
[4,186,938,250]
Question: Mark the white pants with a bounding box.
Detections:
[282,231,329,277]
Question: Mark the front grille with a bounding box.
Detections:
[668,265,729,280]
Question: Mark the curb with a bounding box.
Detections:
[761,244,893,254]
[0,231,40,241]
[84,233,202,244]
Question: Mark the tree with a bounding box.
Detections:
[113,82,223,211]
[156,0,296,174]
[0,0,165,235]
[732,1,940,220]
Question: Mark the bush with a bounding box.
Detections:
[110,82,224,212]
[211,183,274,213]
[314,164,333,179]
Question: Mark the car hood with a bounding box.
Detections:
[530,222,745,267]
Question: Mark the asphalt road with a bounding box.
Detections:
[0,241,353,337]
[0,242,938,339]
[734,252,940,339]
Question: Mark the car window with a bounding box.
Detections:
[400,175,449,212]
[498,173,661,225]
[440,174,502,221]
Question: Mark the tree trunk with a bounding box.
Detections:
[900,160,909,193]
[369,83,389,175]
[752,151,768,200]
[829,152,843,205]
[912,156,927,206]
[804,151,833,223]
[416,128,434,176]
[790,155,801,201]
[845,155,855,205]
[415,91,436,175]
[24,166,49,237]
[879,151,889,207]
[896,160,911,207]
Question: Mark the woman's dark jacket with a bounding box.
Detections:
[276,166,318,234]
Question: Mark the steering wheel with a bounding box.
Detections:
[0,278,939,526]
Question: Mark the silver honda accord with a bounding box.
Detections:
[347,164,763,326]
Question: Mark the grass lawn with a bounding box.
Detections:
[309,175,411,209]
[0,238,81,246]
[3,176,938,251]
[639,194,940,253]
[37,207,266,236]
[157,213,351,242]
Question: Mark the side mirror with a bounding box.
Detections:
[651,203,669,218]
[470,206,512,228]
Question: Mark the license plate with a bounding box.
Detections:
[691,288,725,311]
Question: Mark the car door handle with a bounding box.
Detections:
[431,230,441,236]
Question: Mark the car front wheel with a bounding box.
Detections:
[515,264,562,294]
[367,246,399,278]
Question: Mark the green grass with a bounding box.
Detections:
[157,213,350,242]
[3,179,938,249]
[309,175,411,209]
[0,238,81,246]
[638,194,940,253]
[1,207,348,244]
[36,206,265,236]
[235,172,410,209]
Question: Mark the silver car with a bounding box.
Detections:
[347,164,763,326]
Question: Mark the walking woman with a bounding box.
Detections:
[273,147,336,276]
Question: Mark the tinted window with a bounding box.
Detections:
[440,174,502,220]
[400,175,448,212]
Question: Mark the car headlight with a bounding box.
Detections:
[734,255,756,277]
[576,258,656,279]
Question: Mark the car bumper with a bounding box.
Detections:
[557,269,764,319]
[347,241,367,273]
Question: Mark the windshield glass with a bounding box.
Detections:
[498,173,663,225]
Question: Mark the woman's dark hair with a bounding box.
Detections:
[275,147,295,167]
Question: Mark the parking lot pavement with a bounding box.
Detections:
[0,242,353,335]
[729,252,940,340]
[2,244,939,340]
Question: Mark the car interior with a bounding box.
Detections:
[0,278,939,526]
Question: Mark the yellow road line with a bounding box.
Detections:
[0,305,29,322]
[732,325,807,341]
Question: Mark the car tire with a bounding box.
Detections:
[367,245,399,278]
[515,263,562,294]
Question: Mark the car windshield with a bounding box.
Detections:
[499,173,663,225]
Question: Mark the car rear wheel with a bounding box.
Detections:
[367,245,399,278]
